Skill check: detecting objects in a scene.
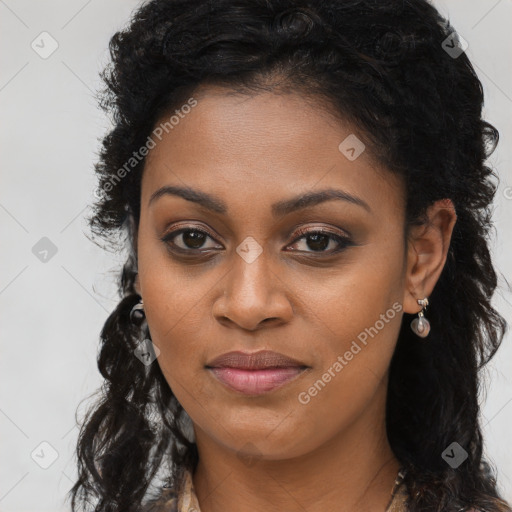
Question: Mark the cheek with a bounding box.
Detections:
[289,236,405,420]
[136,230,211,384]
[137,225,214,344]
[141,280,213,376]
[293,233,405,353]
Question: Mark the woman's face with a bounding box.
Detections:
[136,85,410,461]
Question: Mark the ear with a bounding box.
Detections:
[403,198,457,314]
[130,217,141,296]
[134,272,142,296]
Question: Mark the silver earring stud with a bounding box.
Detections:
[410,297,430,338]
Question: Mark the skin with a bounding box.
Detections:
[133,84,457,512]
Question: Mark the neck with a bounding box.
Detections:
[192,384,401,512]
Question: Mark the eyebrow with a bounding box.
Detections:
[148,185,371,216]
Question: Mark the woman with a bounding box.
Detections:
[69,0,511,511]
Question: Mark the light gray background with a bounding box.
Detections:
[1,1,511,511]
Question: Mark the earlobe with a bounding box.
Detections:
[402,199,457,314]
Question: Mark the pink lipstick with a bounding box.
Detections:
[205,350,309,395]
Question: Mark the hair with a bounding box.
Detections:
[68,1,511,511]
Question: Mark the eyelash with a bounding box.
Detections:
[160,225,353,257]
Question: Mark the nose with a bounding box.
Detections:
[212,249,294,331]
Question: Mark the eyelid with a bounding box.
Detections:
[160,223,353,254]
[160,224,222,250]
[290,224,352,242]
[161,221,216,238]
[285,226,353,254]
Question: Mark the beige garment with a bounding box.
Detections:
[142,466,482,512]
[170,468,409,512]
[385,477,409,512]
[176,469,202,512]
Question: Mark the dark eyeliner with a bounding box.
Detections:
[160,225,353,256]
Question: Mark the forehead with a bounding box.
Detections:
[141,87,405,218]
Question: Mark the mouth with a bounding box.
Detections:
[205,350,310,395]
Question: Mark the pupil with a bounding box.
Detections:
[307,233,329,251]
[183,230,205,249]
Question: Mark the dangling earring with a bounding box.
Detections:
[130,298,146,327]
[410,297,430,338]
[130,298,160,365]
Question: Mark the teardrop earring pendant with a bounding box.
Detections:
[411,298,430,338]
[130,298,146,327]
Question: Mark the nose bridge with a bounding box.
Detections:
[229,242,275,304]
[213,240,292,329]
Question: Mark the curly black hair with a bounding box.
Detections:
[68,1,511,511]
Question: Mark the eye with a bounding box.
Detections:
[286,227,353,254]
[161,227,222,253]
[161,225,353,257]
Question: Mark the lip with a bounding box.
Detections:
[208,367,307,395]
[205,350,309,395]
[206,350,307,370]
